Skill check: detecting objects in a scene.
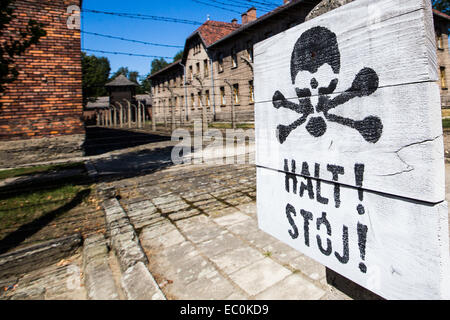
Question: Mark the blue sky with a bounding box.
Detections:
[81,0,280,81]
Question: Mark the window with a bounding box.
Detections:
[246,41,253,62]
[191,93,195,109]
[231,47,238,68]
[205,90,210,107]
[196,62,200,75]
[220,86,226,105]
[233,84,239,104]
[204,59,209,77]
[440,67,447,89]
[438,33,444,50]
[198,92,202,107]
[249,80,254,103]
[218,53,224,73]
[189,66,193,81]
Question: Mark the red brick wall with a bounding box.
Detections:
[0,0,84,141]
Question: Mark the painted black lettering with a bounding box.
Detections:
[284,159,297,194]
[315,163,329,205]
[334,225,349,264]
[316,212,332,256]
[300,209,313,247]
[286,204,299,239]
[299,177,314,200]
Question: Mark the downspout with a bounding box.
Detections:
[209,56,216,121]
[180,62,189,121]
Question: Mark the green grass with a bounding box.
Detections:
[0,184,89,230]
[0,162,84,180]
[443,118,450,129]
[209,122,255,129]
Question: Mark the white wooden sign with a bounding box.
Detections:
[254,0,450,299]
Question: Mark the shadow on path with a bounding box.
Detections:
[0,189,91,255]
[83,126,171,156]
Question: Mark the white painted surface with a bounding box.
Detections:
[254,0,450,300]
[256,167,450,300]
[254,0,444,202]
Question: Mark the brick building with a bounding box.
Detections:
[150,1,450,124]
[0,0,84,166]
[150,0,320,124]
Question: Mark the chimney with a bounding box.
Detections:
[231,18,238,25]
[241,12,248,25]
[283,0,290,4]
[247,7,257,23]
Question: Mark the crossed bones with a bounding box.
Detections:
[273,67,383,144]
[273,26,383,145]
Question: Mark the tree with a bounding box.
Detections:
[432,0,450,15]
[173,50,184,61]
[0,0,46,93]
[81,52,111,104]
[151,58,169,75]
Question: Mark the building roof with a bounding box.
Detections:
[85,96,110,109]
[149,59,183,79]
[135,94,152,105]
[193,20,241,47]
[209,0,317,48]
[433,9,450,22]
[105,74,138,87]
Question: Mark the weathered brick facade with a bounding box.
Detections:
[0,0,84,166]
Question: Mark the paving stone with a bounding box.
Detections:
[289,254,327,282]
[179,270,236,300]
[213,211,252,227]
[208,205,240,217]
[224,292,248,300]
[140,228,186,250]
[140,221,177,240]
[157,201,191,214]
[222,195,254,206]
[196,232,243,258]
[83,234,119,300]
[209,246,265,275]
[254,274,325,300]
[228,258,291,296]
[261,241,303,269]
[121,262,166,300]
[167,208,201,221]
[239,229,279,250]
[236,203,257,216]
[176,215,227,244]
[226,219,260,236]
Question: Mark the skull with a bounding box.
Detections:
[273,26,383,144]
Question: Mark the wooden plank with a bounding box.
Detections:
[254,0,443,202]
[256,167,450,300]
[255,81,444,203]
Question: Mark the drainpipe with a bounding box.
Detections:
[180,62,189,122]
[209,57,216,121]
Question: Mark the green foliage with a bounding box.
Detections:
[173,50,184,61]
[433,0,450,14]
[82,52,111,104]
[151,58,169,75]
[0,0,46,93]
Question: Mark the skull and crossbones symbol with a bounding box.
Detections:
[273,26,383,144]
